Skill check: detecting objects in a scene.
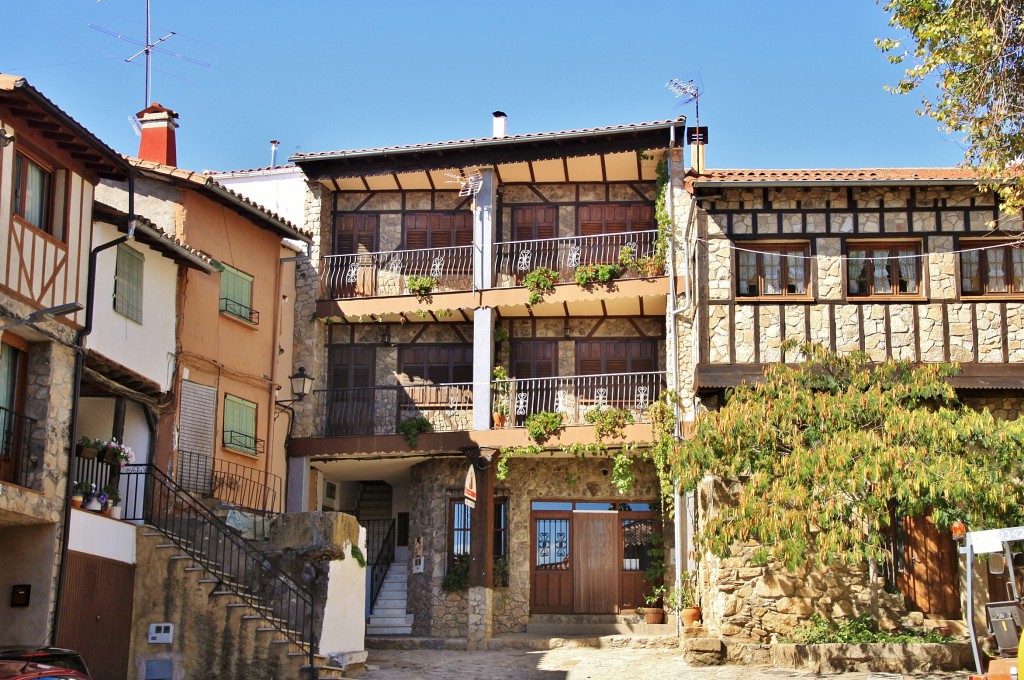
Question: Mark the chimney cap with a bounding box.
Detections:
[492,111,507,118]
[136,102,179,120]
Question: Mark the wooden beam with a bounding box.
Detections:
[468,458,495,588]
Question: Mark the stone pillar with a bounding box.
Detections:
[466,586,493,650]
[472,308,495,431]
[286,455,310,512]
[473,168,497,291]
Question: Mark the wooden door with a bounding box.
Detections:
[896,515,961,618]
[620,514,656,610]
[512,341,558,426]
[531,512,573,613]
[333,214,379,297]
[327,345,375,435]
[573,512,618,614]
[512,206,559,274]
[57,552,135,680]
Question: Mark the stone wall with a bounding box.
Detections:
[961,393,1024,420]
[699,184,1024,368]
[407,455,666,637]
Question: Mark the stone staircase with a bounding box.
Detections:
[367,555,413,635]
[139,530,351,678]
[526,613,677,637]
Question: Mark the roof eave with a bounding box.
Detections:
[693,178,989,189]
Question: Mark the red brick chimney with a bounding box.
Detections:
[136,102,179,166]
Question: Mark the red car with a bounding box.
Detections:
[0,660,91,680]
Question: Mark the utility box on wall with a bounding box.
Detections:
[145,659,173,680]
[147,623,174,644]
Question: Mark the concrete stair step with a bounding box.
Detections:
[366,625,413,635]
[372,607,407,617]
[369,615,410,626]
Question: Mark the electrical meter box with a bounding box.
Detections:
[148,623,174,644]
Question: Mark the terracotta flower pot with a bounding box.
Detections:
[681,606,702,627]
[493,412,507,428]
[71,496,83,509]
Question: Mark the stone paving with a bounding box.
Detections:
[363,648,973,680]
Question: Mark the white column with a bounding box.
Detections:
[473,168,497,291]
[473,308,495,431]
[286,456,310,513]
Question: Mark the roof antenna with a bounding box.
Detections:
[666,78,700,129]
[444,168,484,197]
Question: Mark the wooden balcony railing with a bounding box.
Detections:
[494,230,663,287]
[311,383,473,437]
[318,245,473,300]
[491,371,667,429]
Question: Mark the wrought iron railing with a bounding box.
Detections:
[492,371,667,429]
[0,406,34,488]
[368,519,396,616]
[177,449,283,515]
[220,298,260,324]
[319,245,473,300]
[494,230,663,287]
[222,430,266,456]
[311,383,473,437]
[119,464,315,667]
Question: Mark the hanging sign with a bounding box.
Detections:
[464,464,477,508]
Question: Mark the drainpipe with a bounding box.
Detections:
[52,171,136,643]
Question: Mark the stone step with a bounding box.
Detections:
[366,626,413,636]
[365,633,679,650]
[372,607,408,617]
[526,621,676,636]
[369,615,410,626]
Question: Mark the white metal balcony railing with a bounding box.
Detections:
[319,245,473,300]
[492,372,667,429]
[307,372,666,438]
[493,230,662,286]
[316,231,665,301]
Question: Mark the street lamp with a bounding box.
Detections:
[277,367,314,407]
[0,302,83,332]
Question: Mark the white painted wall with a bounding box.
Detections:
[89,218,178,391]
[78,397,151,465]
[319,526,367,661]
[69,509,137,564]
[212,167,307,229]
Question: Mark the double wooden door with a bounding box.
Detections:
[531,508,655,614]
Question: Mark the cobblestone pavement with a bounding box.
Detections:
[364,648,973,680]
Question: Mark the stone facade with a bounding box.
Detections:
[407,456,667,638]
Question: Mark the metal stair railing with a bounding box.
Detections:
[119,464,315,669]
[368,519,396,615]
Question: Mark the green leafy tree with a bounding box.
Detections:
[879,0,1024,212]
[676,341,1024,574]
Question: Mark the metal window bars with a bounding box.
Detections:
[493,230,662,287]
[0,405,34,489]
[312,383,473,437]
[219,298,260,324]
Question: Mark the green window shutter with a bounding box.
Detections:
[223,394,257,454]
[220,264,255,322]
[114,244,144,323]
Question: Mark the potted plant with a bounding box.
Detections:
[101,483,122,519]
[82,483,101,511]
[76,436,102,460]
[643,584,666,624]
[522,267,560,305]
[642,531,668,624]
[405,274,437,301]
[666,571,701,627]
[492,365,511,428]
[101,439,135,467]
[71,480,92,509]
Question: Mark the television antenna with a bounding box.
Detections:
[128,115,142,138]
[666,78,700,126]
[444,169,484,197]
[90,0,210,108]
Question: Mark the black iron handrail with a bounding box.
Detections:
[221,430,266,455]
[0,405,35,489]
[177,449,282,515]
[119,464,315,668]
[369,519,396,616]
[220,298,260,325]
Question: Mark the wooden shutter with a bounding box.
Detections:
[578,204,652,236]
[179,381,216,457]
[513,206,557,241]
[403,214,430,250]
[330,346,374,389]
[576,339,657,375]
[513,341,557,379]
[114,244,144,323]
[399,345,472,383]
[454,213,474,246]
[334,214,378,255]
[223,394,257,454]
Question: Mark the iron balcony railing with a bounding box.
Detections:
[312,383,473,437]
[222,430,266,456]
[0,406,34,489]
[319,245,473,300]
[492,371,667,429]
[368,519,396,617]
[494,230,663,287]
[177,449,283,515]
[220,298,260,325]
[119,464,316,668]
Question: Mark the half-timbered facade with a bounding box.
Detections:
[0,74,129,646]
[288,115,689,641]
[687,166,1023,638]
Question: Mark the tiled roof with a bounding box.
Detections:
[292,118,685,161]
[128,158,312,242]
[0,73,130,180]
[693,168,984,184]
[93,202,215,272]
[207,164,300,176]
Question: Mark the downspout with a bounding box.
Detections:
[53,171,136,642]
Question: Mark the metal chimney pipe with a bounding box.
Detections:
[492,111,507,138]
[270,139,280,167]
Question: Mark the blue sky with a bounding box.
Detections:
[2,1,965,173]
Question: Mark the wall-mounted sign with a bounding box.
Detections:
[464,465,477,508]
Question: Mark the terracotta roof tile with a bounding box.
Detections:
[693,168,984,184]
[93,202,214,270]
[127,158,312,241]
[293,118,685,160]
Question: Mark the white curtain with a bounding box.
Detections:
[847,253,866,294]
[872,250,892,294]
[897,250,917,293]
[987,249,1006,292]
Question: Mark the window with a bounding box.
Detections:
[448,491,510,587]
[961,240,1024,296]
[578,204,653,236]
[220,264,258,324]
[847,243,921,298]
[223,394,261,455]
[736,243,810,298]
[399,345,473,384]
[113,244,144,323]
